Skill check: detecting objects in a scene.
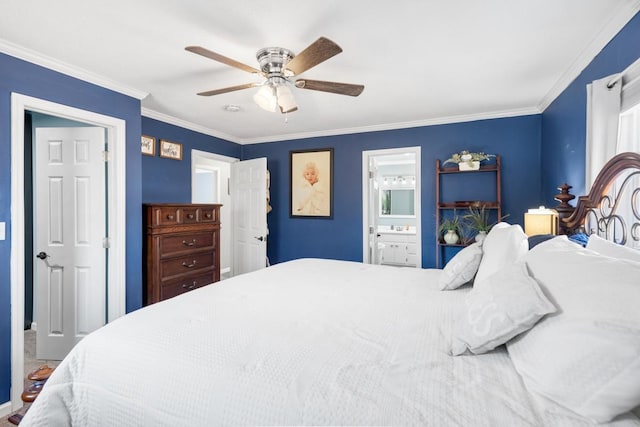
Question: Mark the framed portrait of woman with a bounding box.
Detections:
[290,148,333,218]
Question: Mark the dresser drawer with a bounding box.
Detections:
[199,206,218,223]
[160,251,216,279]
[160,271,215,300]
[150,206,181,226]
[159,232,214,257]
[182,206,199,224]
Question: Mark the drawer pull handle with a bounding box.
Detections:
[166,214,175,220]
[182,281,197,290]
[182,239,196,246]
[205,213,212,219]
[187,213,194,219]
[182,260,197,268]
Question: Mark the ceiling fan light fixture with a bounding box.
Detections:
[253,85,277,112]
[276,84,297,113]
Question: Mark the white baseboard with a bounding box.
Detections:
[0,400,12,418]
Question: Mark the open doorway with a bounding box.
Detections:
[362,147,422,267]
[191,151,269,278]
[10,94,126,411]
[191,150,236,279]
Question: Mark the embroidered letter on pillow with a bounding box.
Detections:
[450,261,555,355]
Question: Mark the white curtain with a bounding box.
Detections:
[585,74,621,191]
[585,58,640,190]
[584,57,640,246]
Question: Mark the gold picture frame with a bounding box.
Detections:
[141,135,156,156]
[290,148,333,218]
[159,139,183,160]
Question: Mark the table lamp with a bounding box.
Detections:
[524,206,558,236]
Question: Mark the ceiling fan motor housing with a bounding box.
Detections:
[256,47,295,79]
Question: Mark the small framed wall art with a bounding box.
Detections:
[141,135,156,156]
[290,148,333,218]
[159,139,183,160]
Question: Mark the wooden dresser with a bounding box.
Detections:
[143,203,221,305]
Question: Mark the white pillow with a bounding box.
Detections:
[450,261,555,355]
[507,236,640,423]
[439,243,483,290]
[586,233,640,263]
[474,222,529,288]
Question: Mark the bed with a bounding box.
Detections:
[20,153,640,426]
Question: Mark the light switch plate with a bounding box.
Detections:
[0,222,5,240]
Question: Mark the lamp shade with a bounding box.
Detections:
[276,85,297,113]
[253,85,277,112]
[524,207,558,236]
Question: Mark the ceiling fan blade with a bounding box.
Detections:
[197,82,261,96]
[294,79,364,97]
[284,37,343,76]
[185,46,262,75]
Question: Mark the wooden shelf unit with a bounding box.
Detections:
[435,155,501,268]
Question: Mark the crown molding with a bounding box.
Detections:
[537,0,640,112]
[141,108,242,143]
[237,107,541,145]
[143,106,540,145]
[0,38,148,100]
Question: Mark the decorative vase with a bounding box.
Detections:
[475,231,487,244]
[458,161,480,171]
[443,229,459,244]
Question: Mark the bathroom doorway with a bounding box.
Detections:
[362,147,421,267]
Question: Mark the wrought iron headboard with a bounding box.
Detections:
[558,152,640,247]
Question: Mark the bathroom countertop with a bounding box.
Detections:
[377,228,416,235]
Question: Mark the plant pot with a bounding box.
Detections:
[443,229,459,244]
[458,161,480,171]
[475,231,487,244]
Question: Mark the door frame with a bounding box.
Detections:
[10,93,127,409]
[362,146,422,267]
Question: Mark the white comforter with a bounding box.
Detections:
[21,259,639,426]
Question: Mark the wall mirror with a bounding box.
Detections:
[380,188,415,216]
[379,175,415,217]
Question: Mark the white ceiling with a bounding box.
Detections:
[1,1,639,144]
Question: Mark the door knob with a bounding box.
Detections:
[36,251,62,268]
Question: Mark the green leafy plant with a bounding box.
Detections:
[443,150,495,166]
[463,206,493,233]
[438,215,462,235]
[463,206,509,234]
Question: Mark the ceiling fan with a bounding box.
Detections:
[185,37,364,114]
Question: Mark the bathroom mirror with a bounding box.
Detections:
[380,189,415,217]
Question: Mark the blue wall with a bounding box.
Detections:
[1,7,637,408]
[242,115,542,268]
[541,11,640,201]
[0,52,142,404]
[141,117,241,203]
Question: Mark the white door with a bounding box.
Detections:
[34,127,106,360]
[231,157,267,276]
[367,160,381,264]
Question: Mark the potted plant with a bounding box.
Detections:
[443,150,495,171]
[438,215,462,244]
[463,206,509,243]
